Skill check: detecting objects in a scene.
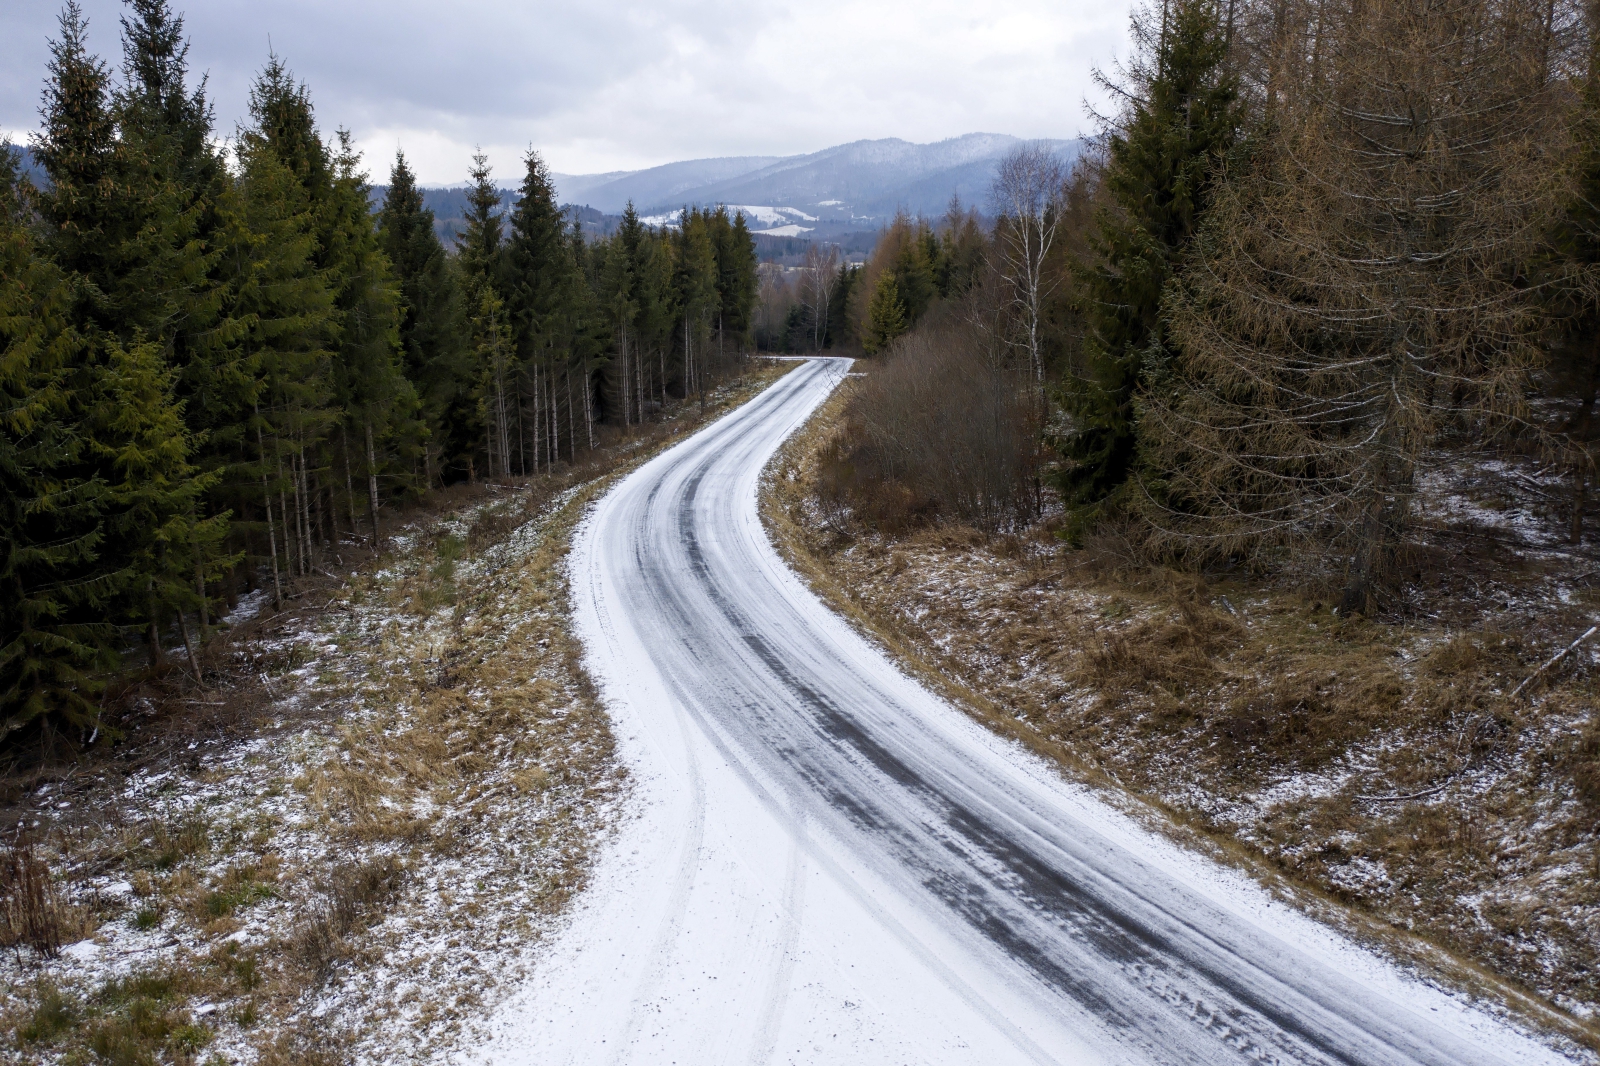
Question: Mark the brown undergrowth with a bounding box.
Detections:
[0,360,797,1066]
[765,373,1600,1054]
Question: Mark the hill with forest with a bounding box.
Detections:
[550,134,1082,239]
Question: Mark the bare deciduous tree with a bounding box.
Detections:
[801,242,841,351]
[990,144,1068,384]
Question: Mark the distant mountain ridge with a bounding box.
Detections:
[550,133,1082,235]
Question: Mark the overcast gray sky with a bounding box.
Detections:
[2,0,1128,185]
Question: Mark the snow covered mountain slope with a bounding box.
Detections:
[468,358,1573,1066]
[551,133,1081,224]
[551,155,784,215]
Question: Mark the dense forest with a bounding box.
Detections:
[0,1,759,752]
[811,0,1600,613]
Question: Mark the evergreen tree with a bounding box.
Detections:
[469,286,515,478]
[35,4,232,668]
[33,3,119,309]
[633,216,679,407]
[508,149,579,465]
[117,0,218,189]
[90,340,225,667]
[325,131,421,530]
[457,151,507,289]
[380,151,466,487]
[1052,0,1241,511]
[229,127,335,596]
[709,207,759,351]
[113,0,242,621]
[600,205,643,423]
[0,146,109,742]
[237,58,341,574]
[673,210,719,397]
[863,273,909,354]
[454,151,508,475]
[937,197,987,299]
[826,264,859,348]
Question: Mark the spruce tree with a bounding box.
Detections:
[1052,0,1241,512]
[237,58,340,572]
[863,273,908,354]
[673,210,719,398]
[230,128,336,591]
[33,3,119,309]
[90,340,226,667]
[469,286,515,478]
[826,265,859,348]
[35,4,232,670]
[115,0,241,466]
[508,150,577,462]
[712,208,759,351]
[117,0,217,186]
[600,205,642,423]
[113,1,242,628]
[456,152,507,475]
[325,131,421,528]
[457,151,507,289]
[380,151,466,485]
[0,146,109,742]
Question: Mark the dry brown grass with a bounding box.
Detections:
[0,835,65,959]
[766,378,1600,1053]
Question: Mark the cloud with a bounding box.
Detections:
[1,0,1128,184]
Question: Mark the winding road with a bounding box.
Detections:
[476,358,1571,1065]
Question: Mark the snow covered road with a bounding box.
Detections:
[474,357,1572,1065]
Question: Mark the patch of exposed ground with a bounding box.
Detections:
[764,377,1600,1056]
[0,360,796,1066]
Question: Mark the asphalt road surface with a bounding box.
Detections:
[476,357,1571,1066]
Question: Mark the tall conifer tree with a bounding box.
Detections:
[0,146,109,741]
[1052,0,1241,513]
[381,151,465,485]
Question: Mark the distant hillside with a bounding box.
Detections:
[367,184,518,246]
[552,156,783,215]
[5,143,47,187]
[552,134,1083,237]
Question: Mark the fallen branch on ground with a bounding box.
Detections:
[1509,624,1598,700]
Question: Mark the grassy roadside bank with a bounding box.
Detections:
[762,369,1600,1057]
[0,360,796,1066]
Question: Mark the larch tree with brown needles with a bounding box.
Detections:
[1140,0,1584,612]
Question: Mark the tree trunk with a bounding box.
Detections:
[146,578,162,668]
[343,430,360,542]
[276,452,295,578]
[536,363,546,472]
[517,376,528,476]
[1572,467,1587,546]
[192,515,209,633]
[256,415,284,609]
[552,362,561,462]
[177,610,202,685]
[583,361,594,450]
[365,420,382,554]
